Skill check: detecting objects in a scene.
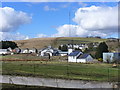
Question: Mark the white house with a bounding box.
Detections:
[59,48,74,56]
[59,51,68,56]
[68,50,93,63]
[68,51,83,62]
[29,48,38,53]
[21,48,29,54]
[0,49,9,55]
[12,48,21,54]
[103,52,120,63]
[39,46,59,56]
[77,54,93,63]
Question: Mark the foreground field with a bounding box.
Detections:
[1,60,119,82]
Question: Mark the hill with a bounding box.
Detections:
[14,37,108,49]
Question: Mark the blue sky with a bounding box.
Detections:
[1,2,118,40]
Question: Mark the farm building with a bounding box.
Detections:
[103,52,120,63]
[68,51,93,63]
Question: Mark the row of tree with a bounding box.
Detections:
[0,41,18,49]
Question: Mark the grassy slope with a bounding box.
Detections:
[14,37,108,49]
[2,60,119,82]
[14,37,56,49]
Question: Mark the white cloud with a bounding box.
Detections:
[0,7,32,32]
[44,5,58,11]
[0,7,31,40]
[36,34,47,38]
[53,5,118,38]
[52,24,107,37]
[73,6,118,31]
[0,32,29,41]
[52,24,78,37]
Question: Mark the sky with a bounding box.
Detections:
[0,2,119,40]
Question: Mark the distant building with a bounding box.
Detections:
[59,51,68,56]
[21,48,29,54]
[0,49,9,55]
[39,46,59,56]
[29,48,38,53]
[60,44,88,52]
[103,52,120,63]
[12,48,21,54]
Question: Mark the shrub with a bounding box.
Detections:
[98,58,103,62]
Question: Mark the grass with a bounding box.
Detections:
[0,54,67,61]
[0,54,47,61]
[14,37,108,49]
[58,37,107,42]
[1,60,119,82]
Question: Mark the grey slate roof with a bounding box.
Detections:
[77,53,89,59]
[69,51,81,56]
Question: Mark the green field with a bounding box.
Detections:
[1,60,119,82]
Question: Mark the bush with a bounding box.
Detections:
[0,41,18,49]
[98,58,103,62]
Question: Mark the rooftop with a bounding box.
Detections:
[69,51,82,56]
[77,54,90,59]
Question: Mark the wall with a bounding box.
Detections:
[86,55,93,62]
[68,56,77,62]
[1,75,118,89]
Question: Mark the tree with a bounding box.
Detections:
[95,42,109,59]
[58,45,62,50]
[61,45,68,51]
[0,41,18,49]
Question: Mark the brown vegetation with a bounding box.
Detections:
[14,37,57,49]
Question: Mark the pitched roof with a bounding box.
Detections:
[69,51,81,56]
[77,53,90,59]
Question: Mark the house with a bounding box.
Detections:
[68,50,93,63]
[60,44,88,52]
[59,51,68,56]
[29,48,38,53]
[0,49,9,55]
[77,54,93,63]
[103,52,120,63]
[39,46,59,56]
[59,48,74,56]
[21,48,29,54]
[12,48,21,54]
[68,51,83,62]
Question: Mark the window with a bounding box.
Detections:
[119,53,120,56]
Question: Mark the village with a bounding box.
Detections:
[0,40,120,64]
[1,1,120,89]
